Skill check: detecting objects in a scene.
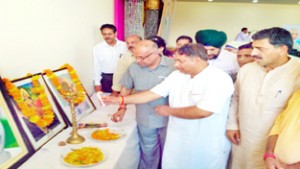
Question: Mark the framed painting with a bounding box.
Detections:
[4,74,67,150]
[0,76,31,169]
[42,67,96,125]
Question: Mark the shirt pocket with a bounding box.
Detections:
[188,92,204,105]
[265,87,294,113]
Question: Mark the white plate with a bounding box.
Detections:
[90,127,126,142]
[61,146,108,167]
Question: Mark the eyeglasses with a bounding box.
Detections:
[136,51,155,61]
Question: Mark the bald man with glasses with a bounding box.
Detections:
[111,40,175,169]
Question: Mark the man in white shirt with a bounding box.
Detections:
[195,29,240,81]
[111,35,142,96]
[93,24,127,93]
[226,27,300,169]
[234,27,251,42]
[103,43,234,169]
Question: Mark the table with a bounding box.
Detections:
[19,94,140,169]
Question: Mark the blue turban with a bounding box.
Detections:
[195,29,227,48]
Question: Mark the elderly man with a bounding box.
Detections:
[111,35,142,96]
[195,29,239,80]
[104,43,234,169]
[93,24,127,93]
[264,90,300,169]
[226,27,300,169]
[111,40,175,169]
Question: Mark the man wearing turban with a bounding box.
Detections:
[195,29,239,80]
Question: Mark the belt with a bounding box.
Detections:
[101,73,113,76]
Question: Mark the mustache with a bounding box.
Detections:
[252,55,262,59]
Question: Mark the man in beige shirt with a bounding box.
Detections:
[226,27,300,169]
[111,35,142,96]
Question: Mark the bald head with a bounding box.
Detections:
[135,40,158,53]
[126,35,142,52]
[133,40,161,68]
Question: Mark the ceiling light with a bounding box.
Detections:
[298,1,300,4]
[253,0,258,3]
[208,0,213,2]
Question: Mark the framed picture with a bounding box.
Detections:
[0,76,31,169]
[6,74,67,150]
[42,68,96,124]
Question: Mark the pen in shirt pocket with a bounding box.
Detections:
[275,90,282,98]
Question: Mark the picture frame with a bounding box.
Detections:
[42,68,96,125]
[8,74,67,151]
[0,76,31,169]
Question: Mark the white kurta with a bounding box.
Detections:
[234,32,251,42]
[151,65,234,169]
[208,49,240,79]
[227,58,300,169]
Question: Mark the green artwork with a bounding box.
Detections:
[0,119,18,148]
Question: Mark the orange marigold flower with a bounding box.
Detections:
[3,76,55,128]
[44,114,54,120]
[42,105,51,111]
[43,110,53,115]
[29,115,40,123]
[36,120,48,128]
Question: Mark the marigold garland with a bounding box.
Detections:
[3,76,55,128]
[43,64,85,105]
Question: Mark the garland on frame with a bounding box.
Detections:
[3,76,55,128]
[43,64,85,105]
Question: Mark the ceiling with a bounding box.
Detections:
[177,0,300,5]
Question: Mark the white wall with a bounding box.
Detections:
[0,0,113,94]
[168,2,300,46]
[1,1,300,94]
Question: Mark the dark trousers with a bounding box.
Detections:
[100,73,113,93]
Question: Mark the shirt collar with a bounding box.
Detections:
[264,57,296,73]
[159,55,170,66]
[103,38,120,47]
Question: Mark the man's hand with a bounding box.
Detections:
[94,85,102,92]
[101,95,119,104]
[265,158,285,169]
[155,105,172,116]
[285,161,300,169]
[110,90,119,97]
[111,108,126,123]
[226,130,241,145]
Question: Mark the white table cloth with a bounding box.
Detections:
[19,94,140,169]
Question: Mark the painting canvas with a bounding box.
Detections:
[8,75,66,150]
[42,68,95,124]
[0,77,30,169]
